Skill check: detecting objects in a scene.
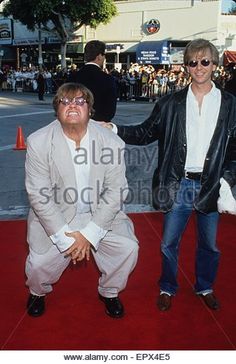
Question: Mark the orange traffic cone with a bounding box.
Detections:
[14,126,27,150]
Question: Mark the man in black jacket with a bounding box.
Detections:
[104,39,236,311]
[71,40,117,122]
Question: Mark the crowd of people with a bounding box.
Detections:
[0,66,68,94]
[0,61,235,99]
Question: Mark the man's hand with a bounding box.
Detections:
[65,231,91,264]
[97,121,113,130]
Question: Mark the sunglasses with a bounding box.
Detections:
[59,97,87,106]
[188,59,212,68]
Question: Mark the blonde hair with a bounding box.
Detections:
[184,39,219,66]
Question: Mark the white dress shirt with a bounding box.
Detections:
[50,129,107,252]
[185,82,221,172]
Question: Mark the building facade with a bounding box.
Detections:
[0,0,235,69]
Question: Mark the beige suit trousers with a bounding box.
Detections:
[25,212,139,298]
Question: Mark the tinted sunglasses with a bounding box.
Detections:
[188,59,212,68]
[59,97,87,106]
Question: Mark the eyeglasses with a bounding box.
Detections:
[188,59,213,68]
[59,97,87,106]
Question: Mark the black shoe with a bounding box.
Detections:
[27,294,45,317]
[99,294,124,318]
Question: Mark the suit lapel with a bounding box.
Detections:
[88,122,104,210]
[175,87,188,145]
[204,91,230,158]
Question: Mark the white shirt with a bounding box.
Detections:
[65,132,91,214]
[44,72,52,79]
[185,82,221,172]
[50,129,107,252]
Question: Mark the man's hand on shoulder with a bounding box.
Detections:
[97,121,118,134]
[97,121,114,130]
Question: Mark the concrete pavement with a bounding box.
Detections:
[0,90,157,219]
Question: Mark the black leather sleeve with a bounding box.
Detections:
[117,101,162,146]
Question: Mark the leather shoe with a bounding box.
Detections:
[99,294,124,318]
[27,294,45,317]
[199,293,220,310]
[157,293,172,311]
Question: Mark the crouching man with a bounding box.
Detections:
[25,83,139,318]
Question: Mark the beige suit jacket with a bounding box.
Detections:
[25,119,129,254]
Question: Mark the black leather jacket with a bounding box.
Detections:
[118,84,236,213]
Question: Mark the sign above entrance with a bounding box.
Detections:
[136,41,169,65]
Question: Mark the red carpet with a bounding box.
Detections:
[0,212,235,350]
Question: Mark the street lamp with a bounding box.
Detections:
[116,45,121,63]
[0,49,4,68]
[38,23,43,70]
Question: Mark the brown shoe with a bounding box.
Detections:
[200,293,220,310]
[157,293,172,311]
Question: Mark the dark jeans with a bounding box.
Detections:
[159,178,220,295]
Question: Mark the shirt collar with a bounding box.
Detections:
[63,129,89,151]
[188,81,218,101]
[85,62,101,69]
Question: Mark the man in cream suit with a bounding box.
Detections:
[25,82,138,318]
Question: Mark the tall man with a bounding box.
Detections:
[104,39,236,311]
[72,40,117,122]
[25,83,138,318]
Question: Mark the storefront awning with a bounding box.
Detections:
[136,41,169,65]
[223,50,236,66]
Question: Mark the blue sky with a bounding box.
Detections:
[221,0,235,12]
